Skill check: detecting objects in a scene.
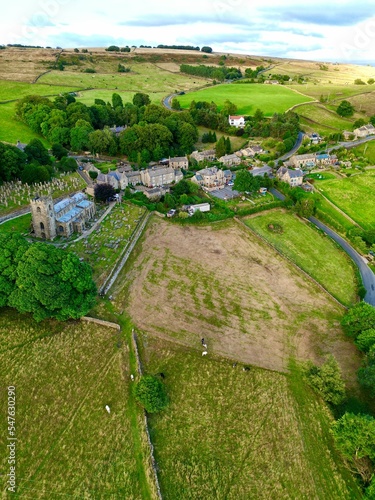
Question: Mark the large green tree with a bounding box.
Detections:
[341,302,375,339]
[337,100,355,117]
[133,375,168,413]
[8,243,97,321]
[303,355,346,405]
[0,234,30,307]
[24,139,51,165]
[233,169,261,193]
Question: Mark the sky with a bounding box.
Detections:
[2,0,375,64]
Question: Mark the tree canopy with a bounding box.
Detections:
[133,375,168,413]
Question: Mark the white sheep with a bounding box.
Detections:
[130,374,135,381]
[202,343,207,349]
[105,405,111,414]
[202,351,208,356]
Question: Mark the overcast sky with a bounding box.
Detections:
[2,0,375,64]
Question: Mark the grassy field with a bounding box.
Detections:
[0,80,82,102]
[67,202,146,288]
[0,47,60,83]
[139,335,361,499]
[0,308,152,499]
[288,83,373,101]
[353,141,375,164]
[112,218,360,381]
[295,103,355,131]
[38,63,212,94]
[177,83,313,116]
[0,102,50,146]
[0,173,86,216]
[314,171,375,229]
[245,210,358,306]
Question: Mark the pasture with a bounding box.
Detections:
[0,80,81,103]
[112,218,360,381]
[0,309,151,499]
[314,171,375,230]
[67,202,146,289]
[177,83,313,116]
[0,47,60,83]
[289,83,373,102]
[139,335,361,500]
[295,103,355,131]
[245,210,358,306]
[353,141,375,164]
[38,63,212,94]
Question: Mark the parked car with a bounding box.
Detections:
[167,209,176,218]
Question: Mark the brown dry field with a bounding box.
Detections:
[0,47,59,82]
[114,218,360,382]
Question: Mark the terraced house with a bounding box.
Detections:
[140,166,183,187]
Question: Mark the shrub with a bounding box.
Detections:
[355,329,375,353]
[133,375,168,413]
[303,355,346,405]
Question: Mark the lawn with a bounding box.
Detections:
[38,63,212,94]
[0,213,31,234]
[0,173,86,217]
[139,335,361,499]
[245,210,358,306]
[111,218,360,381]
[314,171,375,230]
[0,308,151,499]
[67,202,146,289]
[177,83,313,116]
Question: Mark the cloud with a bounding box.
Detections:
[118,13,251,28]
[27,13,55,28]
[265,3,375,26]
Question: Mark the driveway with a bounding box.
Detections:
[209,186,239,200]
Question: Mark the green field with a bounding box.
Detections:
[177,83,313,116]
[38,63,212,94]
[314,171,375,230]
[0,213,31,234]
[0,102,50,145]
[0,309,152,499]
[245,210,357,306]
[295,103,355,131]
[287,83,373,101]
[353,141,375,164]
[140,335,361,500]
[0,79,82,102]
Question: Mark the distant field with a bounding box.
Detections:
[0,47,59,83]
[0,80,82,102]
[245,210,357,306]
[289,83,373,101]
[314,171,375,230]
[0,309,149,499]
[344,91,375,117]
[0,102,50,145]
[38,63,212,93]
[113,218,360,380]
[141,336,361,500]
[177,83,313,116]
[275,60,375,85]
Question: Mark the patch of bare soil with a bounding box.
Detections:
[115,219,360,379]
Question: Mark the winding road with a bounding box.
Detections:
[270,188,375,306]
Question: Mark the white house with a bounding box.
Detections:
[228,115,246,128]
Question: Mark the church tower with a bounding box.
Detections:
[30,195,56,240]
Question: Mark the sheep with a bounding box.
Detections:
[202,351,208,356]
[105,405,111,414]
[202,343,207,349]
[130,374,134,381]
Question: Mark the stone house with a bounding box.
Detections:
[169,156,189,170]
[219,153,242,167]
[31,192,95,240]
[192,167,225,190]
[353,124,375,138]
[144,186,170,200]
[140,167,183,187]
[125,170,142,186]
[289,153,316,169]
[190,150,216,163]
[276,167,304,187]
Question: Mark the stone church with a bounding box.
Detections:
[30,192,96,240]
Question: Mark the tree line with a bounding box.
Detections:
[14,92,199,165]
[180,64,242,81]
[0,233,97,322]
